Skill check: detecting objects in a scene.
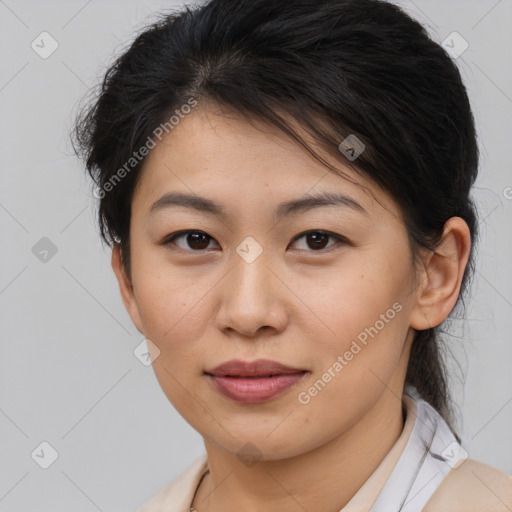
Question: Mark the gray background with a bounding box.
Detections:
[0,0,511,510]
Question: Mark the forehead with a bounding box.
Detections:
[132,104,399,221]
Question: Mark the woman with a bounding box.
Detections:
[73,0,512,510]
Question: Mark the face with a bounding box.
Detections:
[117,103,422,460]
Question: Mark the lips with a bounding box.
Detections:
[206,358,306,377]
[205,359,309,403]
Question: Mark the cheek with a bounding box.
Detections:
[294,256,409,353]
[130,246,214,343]
[291,254,413,414]
[289,276,409,445]
[133,267,211,410]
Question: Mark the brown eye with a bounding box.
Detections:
[186,232,211,249]
[306,232,330,250]
[290,230,347,252]
[164,230,219,251]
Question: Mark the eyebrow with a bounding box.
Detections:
[148,191,368,219]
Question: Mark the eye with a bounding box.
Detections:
[162,229,349,253]
[163,230,220,251]
[289,230,348,252]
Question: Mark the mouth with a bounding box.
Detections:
[207,373,303,378]
[204,359,309,403]
[205,358,307,378]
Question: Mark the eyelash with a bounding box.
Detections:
[161,229,350,253]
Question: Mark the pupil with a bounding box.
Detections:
[307,232,328,250]
[188,232,209,249]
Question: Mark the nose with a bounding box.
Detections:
[214,247,288,338]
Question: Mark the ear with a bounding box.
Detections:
[410,217,471,330]
[111,243,144,334]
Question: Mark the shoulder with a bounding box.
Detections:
[424,458,512,511]
[137,454,209,512]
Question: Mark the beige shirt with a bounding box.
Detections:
[138,394,512,512]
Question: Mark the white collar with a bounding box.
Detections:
[369,386,464,511]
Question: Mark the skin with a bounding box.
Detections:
[112,103,471,512]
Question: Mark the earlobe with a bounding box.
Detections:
[410,217,471,331]
[111,243,144,334]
